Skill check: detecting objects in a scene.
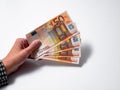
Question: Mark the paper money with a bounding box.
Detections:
[36,33,81,64]
[44,47,81,57]
[26,11,81,64]
[40,46,81,64]
[44,34,81,54]
[39,56,80,64]
[26,12,79,58]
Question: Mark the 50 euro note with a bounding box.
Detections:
[43,47,81,57]
[43,34,81,56]
[37,34,81,64]
[26,11,79,59]
[39,56,80,64]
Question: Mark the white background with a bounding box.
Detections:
[0,0,120,90]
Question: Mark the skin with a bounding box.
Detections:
[2,38,41,75]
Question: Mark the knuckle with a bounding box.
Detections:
[16,38,23,42]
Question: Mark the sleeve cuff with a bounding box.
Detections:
[0,60,8,87]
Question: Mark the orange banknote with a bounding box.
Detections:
[26,11,79,59]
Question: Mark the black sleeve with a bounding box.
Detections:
[0,61,8,87]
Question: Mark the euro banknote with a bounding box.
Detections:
[39,56,80,64]
[39,46,81,64]
[44,33,81,54]
[44,46,81,57]
[26,11,79,59]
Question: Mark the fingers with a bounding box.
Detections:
[22,39,29,49]
[24,40,41,56]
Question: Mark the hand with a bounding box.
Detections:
[2,38,41,75]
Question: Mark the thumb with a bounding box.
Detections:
[24,40,41,56]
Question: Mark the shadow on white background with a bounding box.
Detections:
[1,42,92,89]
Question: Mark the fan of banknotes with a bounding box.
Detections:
[26,11,81,64]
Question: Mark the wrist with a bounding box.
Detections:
[2,58,15,75]
[2,57,20,75]
[2,58,11,75]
